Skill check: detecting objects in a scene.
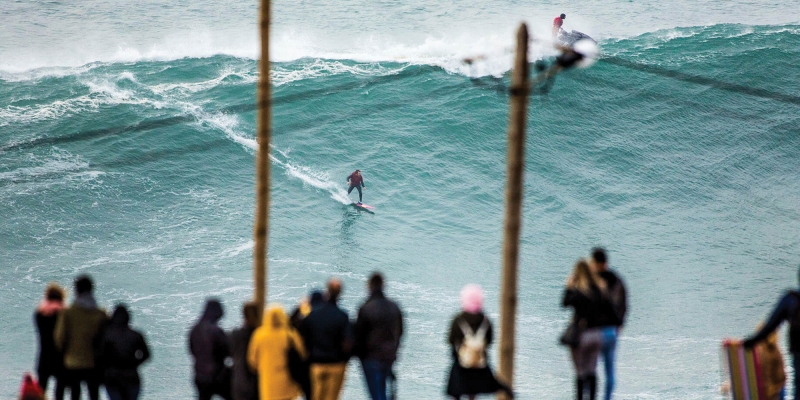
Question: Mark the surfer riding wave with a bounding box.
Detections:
[347,169,365,204]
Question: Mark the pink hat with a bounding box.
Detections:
[460,284,484,314]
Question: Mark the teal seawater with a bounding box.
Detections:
[2,23,800,399]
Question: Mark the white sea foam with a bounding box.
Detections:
[182,100,352,205]
[0,74,167,126]
[0,150,89,182]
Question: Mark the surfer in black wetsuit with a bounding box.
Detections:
[347,170,365,204]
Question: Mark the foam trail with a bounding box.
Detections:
[206,115,352,205]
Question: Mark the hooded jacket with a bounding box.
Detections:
[247,306,307,400]
[353,290,404,363]
[99,306,150,386]
[189,299,230,384]
[54,293,108,370]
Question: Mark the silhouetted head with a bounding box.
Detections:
[591,247,608,271]
[310,290,324,307]
[355,169,361,175]
[45,283,65,302]
[327,278,343,303]
[201,298,224,323]
[242,301,260,328]
[560,13,566,19]
[111,304,130,326]
[74,274,93,295]
[368,272,384,294]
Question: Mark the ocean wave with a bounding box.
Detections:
[0,73,168,126]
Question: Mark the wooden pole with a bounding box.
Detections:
[253,0,272,318]
[497,23,529,399]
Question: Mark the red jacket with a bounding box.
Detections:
[348,172,364,187]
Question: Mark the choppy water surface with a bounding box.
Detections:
[1,0,799,398]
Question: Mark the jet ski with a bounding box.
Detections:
[557,30,596,46]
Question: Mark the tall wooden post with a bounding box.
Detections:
[253,0,272,317]
[497,23,529,399]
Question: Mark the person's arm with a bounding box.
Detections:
[246,331,257,371]
[352,308,366,358]
[341,314,354,356]
[290,330,307,359]
[54,310,66,352]
[137,332,151,366]
[744,294,794,347]
[562,289,577,308]
[361,176,365,188]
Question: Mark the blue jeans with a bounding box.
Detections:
[105,384,140,400]
[599,327,617,400]
[360,358,393,400]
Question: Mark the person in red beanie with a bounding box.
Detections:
[19,373,44,400]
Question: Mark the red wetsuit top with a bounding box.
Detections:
[553,17,563,27]
[348,172,364,187]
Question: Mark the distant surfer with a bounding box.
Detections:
[553,13,566,38]
[346,170,365,204]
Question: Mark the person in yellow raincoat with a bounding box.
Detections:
[248,304,307,400]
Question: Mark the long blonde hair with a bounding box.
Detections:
[566,258,606,295]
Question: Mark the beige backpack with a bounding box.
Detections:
[457,317,490,369]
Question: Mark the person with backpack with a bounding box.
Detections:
[562,259,610,400]
[445,284,512,399]
[590,248,627,400]
[743,267,800,400]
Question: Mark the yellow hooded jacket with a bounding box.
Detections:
[248,305,307,400]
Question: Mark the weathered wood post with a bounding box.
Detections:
[497,23,530,399]
[253,0,272,317]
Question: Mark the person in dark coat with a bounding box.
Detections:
[289,290,323,399]
[189,299,231,400]
[353,273,403,400]
[34,283,66,400]
[590,247,627,400]
[99,305,150,400]
[300,278,353,400]
[228,302,259,400]
[562,259,611,400]
[446,284,512,399]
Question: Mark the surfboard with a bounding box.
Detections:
[352,202,375,211]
